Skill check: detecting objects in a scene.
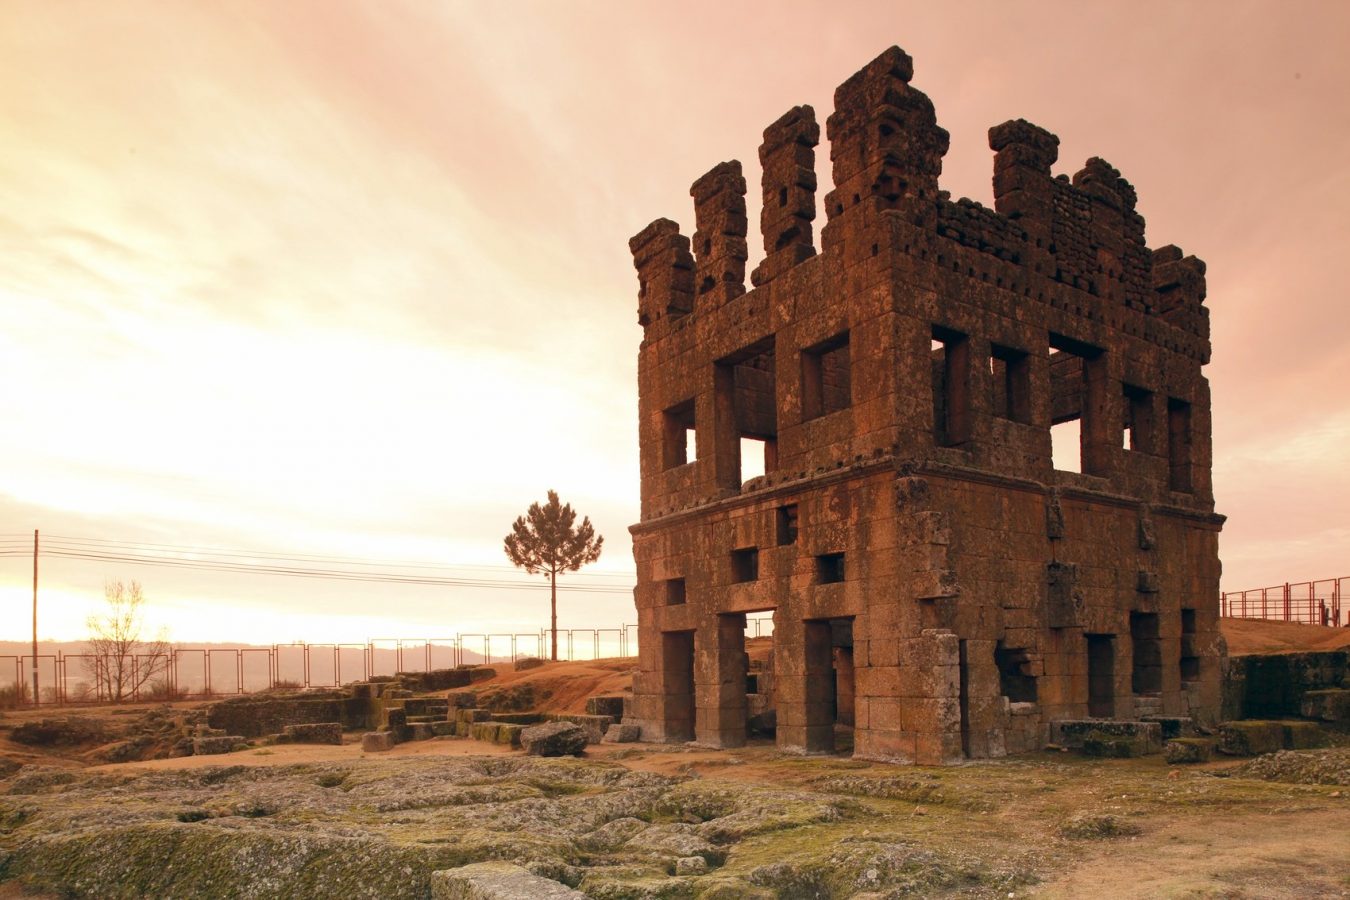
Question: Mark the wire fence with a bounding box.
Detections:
[1220,577,1346,627]
[2,615,777,707]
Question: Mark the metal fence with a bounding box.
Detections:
[2,626,615,707]
[1220,577,1346,627]
[1,616,778,707]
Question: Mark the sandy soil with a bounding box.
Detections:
[1221,617,1350,655]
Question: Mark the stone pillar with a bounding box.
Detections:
[690,161,748,310]
[751,105,819,287]
[694,613,748,748]
[775,615,834,753]
[631,630,694,742]
[629,218,694,333]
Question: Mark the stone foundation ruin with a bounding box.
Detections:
[626,46,1224,764]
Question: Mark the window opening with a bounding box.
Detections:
[1123,383,1154,452]
[932,326,971,446]
[815,552,845,584]
[731,547,759,583]
[776,504,799,546]
[662,399,696,469]
[664,578,686,607]
[802,332,851,421]
[990,344,1031,424]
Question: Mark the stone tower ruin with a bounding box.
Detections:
[626,47,1223,763]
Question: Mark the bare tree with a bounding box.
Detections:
[85,580,170,702]
[503,490,603,661]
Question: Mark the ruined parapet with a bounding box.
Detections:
[751,105,819,286]
[690,161,749,307]
[630,218,694,335]
[822,45,949,244]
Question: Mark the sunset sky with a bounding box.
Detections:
[1,1,1347,647]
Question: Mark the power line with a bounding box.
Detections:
[32,533,636,579]
[0,533,637,594]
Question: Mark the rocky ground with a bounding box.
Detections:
[0,742,1345,898]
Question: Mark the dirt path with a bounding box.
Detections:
[1035,808,1350,899]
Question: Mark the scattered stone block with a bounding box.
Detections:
[1163,737,1214,764]
[1050,720,1162,754]
[1140,716,1194,741]
[674,856,708,876]
[1300,689,1350,724]
[193,735,244,756]
[431,862,585,899]
[1081,731,1150,758]
[520,722,588,757]
[361,731,397,752]
[514,656,545,671]
[603,724,641,743]
[586,696,626,718]
[281,722,342,745]
[468,667,497,683]
[1279,720,1325,749]
[494,724,524,747]
[1218,720,1284,756]
[548,713,613,743]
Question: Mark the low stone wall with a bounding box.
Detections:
[207,691,368,739]
[1223,650,1349,720]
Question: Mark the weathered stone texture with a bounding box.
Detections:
[520,722,588,757]
[431,862,586,900]
[627,46,1222,763]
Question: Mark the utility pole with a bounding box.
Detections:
[31,529,39,706]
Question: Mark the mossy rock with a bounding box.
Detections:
[1163,737,1214,764]
[1218,720,1284,756]
[1081,732,1149,758]
[1058,813,1142,840]
[1279,720,1326,749]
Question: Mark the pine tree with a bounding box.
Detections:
[503,490,604,661]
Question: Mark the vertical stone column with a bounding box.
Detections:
[988,119,1058,226]
[630,629,694,743]
[910,629,964,765]
[822,46,948,248]
[694,613,748,748]
[690,161,748,310]
[774,614,834,753]
[751,105,819,287]
[1080,352,1120,478]
[629,218,694,333]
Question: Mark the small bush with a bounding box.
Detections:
[1058,813,1142,840]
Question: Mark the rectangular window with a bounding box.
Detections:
[740,437,769,482]
[815,552,845,584]
[990,344,1031,424]
[1122,383,1154,452]
[776,504,799,546]
[663,578,686,607]
[720,338,778,488]
[932,326,971,446]
[1048,334,1107,474]
[731,548,759,583]
[662,399,696,469]
[1168,398,1192,492]
[802,332,851,421]
[995,642,1038,703]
